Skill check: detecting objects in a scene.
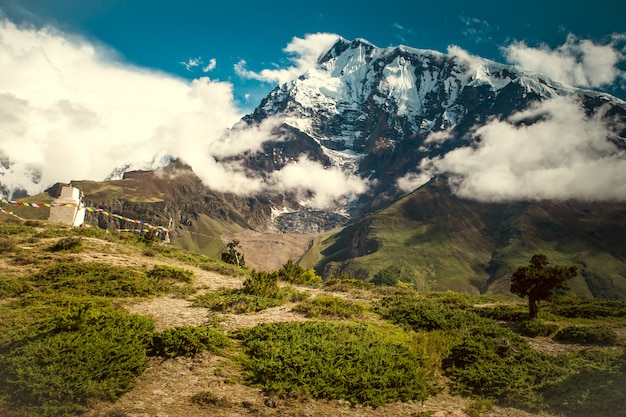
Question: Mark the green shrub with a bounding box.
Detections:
[0,237,16,253]
[31,261,169,297]
[236,321,437,407]
[541,350,626,416]
[0,225,34,235]
[376,295,483,332]
[546,296,626,318]
[465,397,494,417]
[372,265,400,286]
[149,325,231,358]
[554,325,619,346]
[293,295,365,319]
[0,276,31,298]
[424,290,473,309]
[443,321,562,408]
[517,319,559,337]
[147,264,194,283]
[323,274,375,292]
[0,306,154,416]
[48,236,83,252]
[242,270,279,297]
[277,259,321,286]
[472,305,529,322]
[190,390,232,407]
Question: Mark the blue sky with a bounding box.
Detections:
[0,0,625,203]
[2,0,626,107]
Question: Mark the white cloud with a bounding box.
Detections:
[271,157,369,209]
[203,58,216,72]
[180,56,203,71]
[424,129,453,144]
[0,18,246,195]
[447,45,486,72]
[0,19,366,208]
[502,33,626,88]
[207,117,285,158]
[421,96,626,202]
[396,172,432,193]
[234,32,340,84]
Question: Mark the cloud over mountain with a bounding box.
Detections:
[422,96,626,202]
[0,20,363,208]
[234,33,340,84]
[503,33,626,88]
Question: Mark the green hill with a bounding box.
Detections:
[311,176,626,299]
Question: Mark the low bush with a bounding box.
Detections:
[277,259,322,286]
[541,350,626,416]
[30,261,169,297]
[149,325,231,358]
[372,265,401,287]
[517,319,559,337]
[236,321,437,407]
[443,321,563,408]
[190,390,232,407]
[242,270,279,297]
[0,276,31,298]
[472,304,529,322]
[0,305,154,416]
[0,225,34,235]
[48,236,83,252]
[546,296,626,318]
[147,264,194,283]
[554,325,619,346]
[323,274,375,292]
[193,288,282,313]
[293,295,365,319]
[0,237,16,253]
[376,295,483,332]
[465,397,494,417]
[424,290,473,309]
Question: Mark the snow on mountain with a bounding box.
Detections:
[241,37,626,213]
[2,36,625,214]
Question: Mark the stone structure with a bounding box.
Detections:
[48,186,85,227]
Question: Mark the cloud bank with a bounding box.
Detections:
[0,19,363,208]
[503,33,626,88]
[234,33,340,84]
[420,97,626,202]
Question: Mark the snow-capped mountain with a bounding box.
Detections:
[235,37,626,216]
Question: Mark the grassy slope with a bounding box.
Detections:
[311,178,626,299]
[313,177,504,293]
[0,216,625,417]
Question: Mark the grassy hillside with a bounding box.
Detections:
[311,177,626,299]
[0,216,625,417]
[313,177,503,293]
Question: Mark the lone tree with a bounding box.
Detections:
[221,239,245,268]
[510,253,577,318]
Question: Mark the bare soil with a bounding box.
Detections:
[227,230,314,271]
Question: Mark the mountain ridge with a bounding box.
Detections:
[4,37,626,298]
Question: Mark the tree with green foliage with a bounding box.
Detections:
[372,265,401,286]
[510,254,577,319]
[221,239,245,267]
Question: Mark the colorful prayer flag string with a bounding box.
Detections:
[1,199,172,232]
